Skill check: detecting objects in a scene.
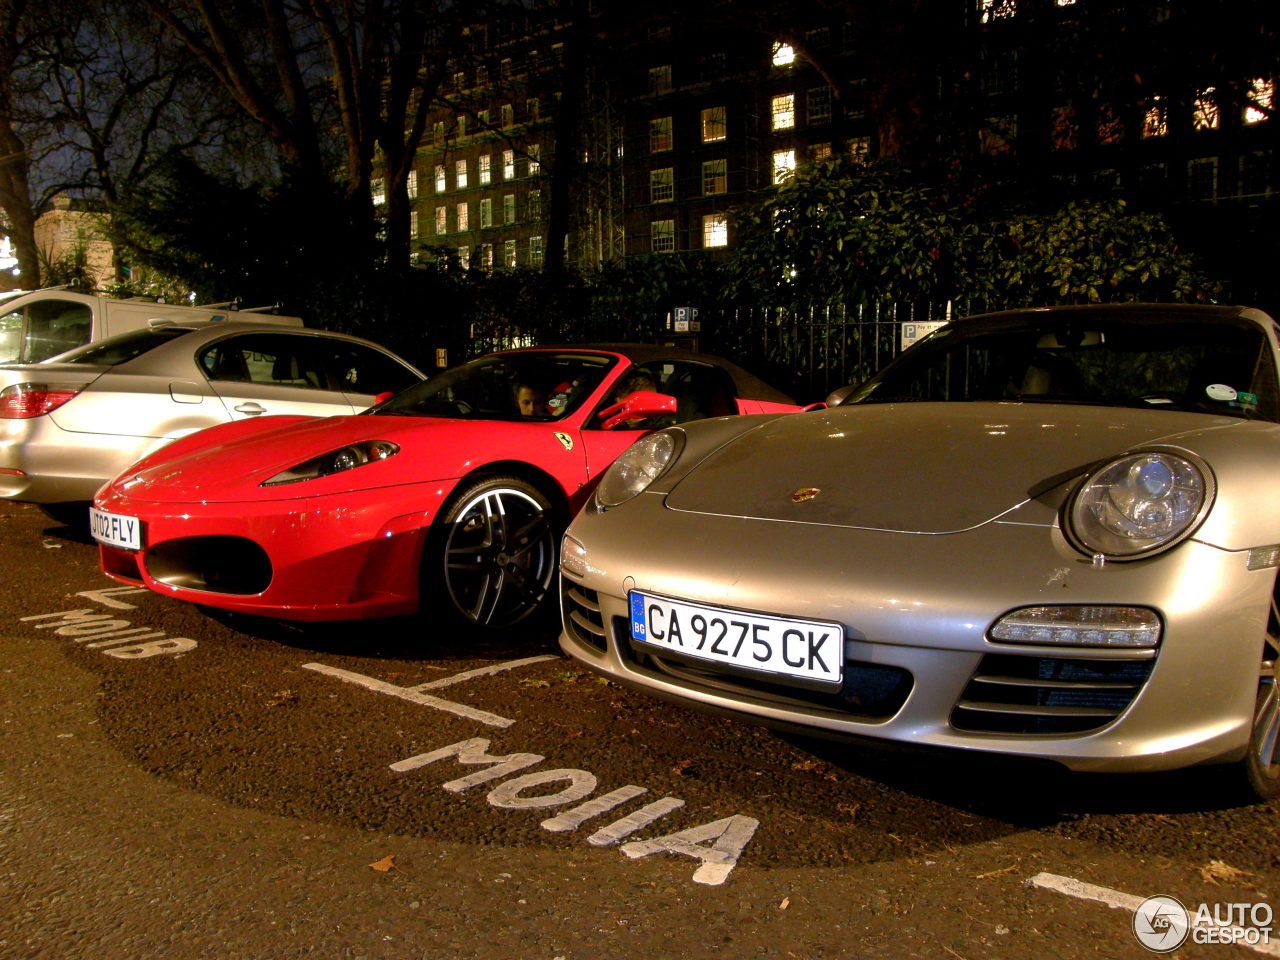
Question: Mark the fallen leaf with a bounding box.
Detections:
[265,689,297,707]
[672,758,698,776]
[779,897,790,910]
[837,802,862,821]
[369,855,396,872]
[1201,859,1252,885]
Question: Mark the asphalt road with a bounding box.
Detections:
[1,499,1277,960]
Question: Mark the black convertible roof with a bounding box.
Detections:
[514,342,796,405]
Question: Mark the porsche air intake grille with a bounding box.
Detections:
[951,653,1156,735]
[561,583,607,652]
[618,617,913,721]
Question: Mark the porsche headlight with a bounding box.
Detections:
[1067,451,1213,558]
[261,440,399,486]
[595,430,683,508]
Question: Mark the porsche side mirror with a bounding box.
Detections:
[598,390,677,430]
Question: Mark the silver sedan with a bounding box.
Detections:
[0,321,423,523]
[560,304,1280,799]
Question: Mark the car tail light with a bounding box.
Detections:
[0,383,82,419]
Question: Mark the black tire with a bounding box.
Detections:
[425,475,560,633]
[1239,591,1280,800]
[39,501,91,529]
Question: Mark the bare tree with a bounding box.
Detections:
[141,0,501,264]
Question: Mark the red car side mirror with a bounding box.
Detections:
[598,390,677,430]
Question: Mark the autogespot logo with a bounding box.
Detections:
[1133,895,1191,953]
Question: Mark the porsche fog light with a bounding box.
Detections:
[595,430,682,508]
[990,605,1161,648]
[1067,451,1212,558]
[561,534,588,578]
[261,440,399,486]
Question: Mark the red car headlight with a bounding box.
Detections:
[261,440,400,486]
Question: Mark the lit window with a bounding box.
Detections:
[811,142,832,161]
[481,243,494,271]
[849,137,871,162]
[435,206,447,235]
[479,154,491,184]
[702,159,727,195]
[807,86,832,125]
[407,170,418,199]
[433,121,445,145]
[410,210,419,238]
[649,65,672,95]
[1188,157,1218,200]
[650,167,674,203]
[456,115,467,138]
[455,159,468,189]
[702,106,727,142]
[1193,88,1219,130]
[504,239,517,268]
[772,149,796,184]
[979,0,1016,22]
[457,245,470,270]
[703,214,728,248]
[651,219,675,253]
[1246,78,1274,125]
[1096,105,1123,145]
[456,202,469,231]
[528,144,540,175]
[435,164,447,192]
[1142,98,1167,138]
[771,42,796,67]
[771,94,795,130]
[503,150,515,179]
[650,116,673,152]
[479,197,493,228]
[477,109,490,127]
[501,103,514,127]
[503,194,516,224]
[371,177,386,206]
[528,236,544,266]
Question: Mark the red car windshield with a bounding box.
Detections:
[370,351,618,421]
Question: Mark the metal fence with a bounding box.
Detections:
[466,298,1010,403]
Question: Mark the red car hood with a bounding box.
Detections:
[111,414,485,503]
[665,401,1246,534]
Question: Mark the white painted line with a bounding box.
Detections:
[587,797,685,846]
[406,655,557,692]
[75,587,149,610]
[302,663,517,728]
[1029,872,1144,912]
[1030,872,1280,958]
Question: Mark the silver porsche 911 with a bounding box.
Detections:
[559,304,1280,799]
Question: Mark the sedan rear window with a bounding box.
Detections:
[51,327,192,366]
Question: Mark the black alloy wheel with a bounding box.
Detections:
[432,475,558,631]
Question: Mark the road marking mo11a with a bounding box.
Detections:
[393,737,759,886]
[20,607,196,658]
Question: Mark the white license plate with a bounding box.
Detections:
[89,507,142,551]
[629,591,843,685]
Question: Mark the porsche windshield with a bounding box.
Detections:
[371,351,618,421]
[848,312,1280,421]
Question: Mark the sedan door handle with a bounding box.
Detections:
[234,402,267,416]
